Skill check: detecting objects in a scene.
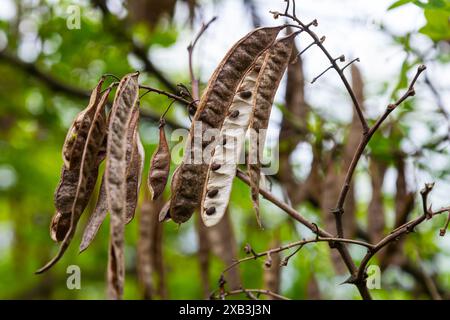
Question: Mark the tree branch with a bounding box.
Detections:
[187,16,217,101]
[91,0,177,92]
[356,183,448,283]
[272,1,369,133]
[0,49,188,129]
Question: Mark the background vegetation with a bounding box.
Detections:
[0,0,449,299]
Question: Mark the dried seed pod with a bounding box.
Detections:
[37,81,112,273]
[148,120,170,201]
[126,131,145,223]
[125,104,144,224]
[170,26,284,224]
[247,33,296,227]
[200,56,265,227]
[78,110,119,252]
[105,72,140,299]
[79,175,108,253]
[62,78,105,169]
[50,165,98,242]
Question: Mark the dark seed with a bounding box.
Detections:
[239,90,252,99]
[205,207,216,215]
[207,189,219,198]
[188,105,197,115]
[211,163,221,171]
[229,110,240,118]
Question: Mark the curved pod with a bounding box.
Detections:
[200,56,265,227]
[247,33,297,226]
[170,26,284,224]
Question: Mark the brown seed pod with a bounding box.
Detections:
[78,110,118,252]
[125,104,144,224]
[247,33,296,227]
[79,175,108,253]
[200,56,265,227]
[148,119,170,201]
[37,81,112,273]
[105,72,140,299]
[170,26,284,224]
[50,165,99,242]
[62,78,105,170]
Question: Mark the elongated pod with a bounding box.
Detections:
[79,104,142,252]
[200,56,265,227]
[79,174,107,253]
[37,82,112,273]
[148,120,170,201]
[124,104,143,224]
[125,128,145,224]
[105,72,140,300]
[247,33,296,226]
[170,26,284,224]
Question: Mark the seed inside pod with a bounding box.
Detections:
[207,189,219,198]
[229,110,240,118]
[239,90,252,99]
[205,207,216,215]
[211,163,221,171]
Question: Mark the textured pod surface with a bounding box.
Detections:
[247,33,296,226]
[50,166,98,242]
[170,26,283,224]
[124,104,143,224]
[148,122,170,201]
[126,130,145,223]
[200,56,265,227]
[37,82,111,274]
[50,85,110,242]
[105,72,140,299]
[62,78,105,169]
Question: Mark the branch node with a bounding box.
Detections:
[334,54,345,62]
[264,252,273,268]
[439,211,450,236]
[306,19,318,28]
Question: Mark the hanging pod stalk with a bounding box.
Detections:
[200,55,266,227]
[247,33,297,227]
[169,25,284,224]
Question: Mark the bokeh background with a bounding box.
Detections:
[0,0,449,299]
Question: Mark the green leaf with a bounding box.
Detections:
[388,0,414,10]
[419,9,450,41]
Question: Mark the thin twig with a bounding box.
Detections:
[187,16,218,100]
[139,85,192,106]
[272,2,369,133]
[221,236,373,277]
[356,183,447,283]
[333,64,426,239]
